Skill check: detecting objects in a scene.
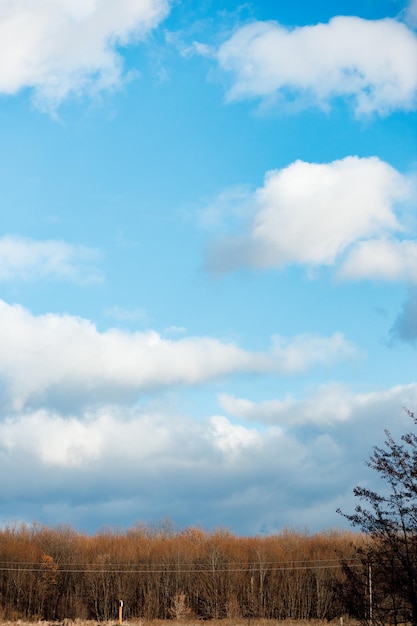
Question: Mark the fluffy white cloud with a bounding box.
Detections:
[207,157,412,278]
[2,411,103,467]
[1,407,183,469]
[217,16,417,115]
[0,235,101,283]
[340,238,417,282]
[209,415,262,456]
[0,300,265,412]
[0,0,170,106]
[0,300,356,412]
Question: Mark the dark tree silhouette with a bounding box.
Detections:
[338,409,417,626]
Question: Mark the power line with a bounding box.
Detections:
[0,557,355,567]
[0,562,363,574]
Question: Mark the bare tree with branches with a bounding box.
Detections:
[338,409,417,626]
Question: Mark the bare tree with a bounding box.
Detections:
[338,409,417,626]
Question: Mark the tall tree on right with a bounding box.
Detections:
[338,410,417,626]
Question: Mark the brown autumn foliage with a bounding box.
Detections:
[0,522,365,622]
[0,621,362,626]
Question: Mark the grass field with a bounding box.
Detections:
[0,619,360,626]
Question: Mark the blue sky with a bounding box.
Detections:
[0,0,416,535]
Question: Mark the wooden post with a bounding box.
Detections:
[369,564,373,625]
[119,600,123,625]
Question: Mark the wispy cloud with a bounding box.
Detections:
[197,184,254,232]
[206,156,413,280]
[0,0,171,108]
[219,382,417,427]
[0,235,102,283]
[217,16,417,115]
[105,305,149,324]
[270,333,360,374]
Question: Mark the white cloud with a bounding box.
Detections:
[217,16,417,115]
[219,384,352,426]
[2,411,102,467]
[0,0,171,107]
[0,300,357,413]
[0,235,101,283]
[207,157,412,278]
[0,300,266,412]
[271,332,360,373]
[340,238,417,282]
[209,415,262,456]
[219,382,417,427]
[1,406,177,468]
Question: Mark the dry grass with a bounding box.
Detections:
[0,619,360,626]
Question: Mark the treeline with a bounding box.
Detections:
[0,522,363,622]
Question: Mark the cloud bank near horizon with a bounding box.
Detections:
[0,382,414,533]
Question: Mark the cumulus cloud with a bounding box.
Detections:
[209,415,262,456]
[0,235,102,283]
[0,0,171,107]
[0,300,356,412]
[1,407,188,469]
[2,411,103,468]
[217,16,417,115]
[0,300,266,412]
[207,156,413,279]
[339,238,417,282]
